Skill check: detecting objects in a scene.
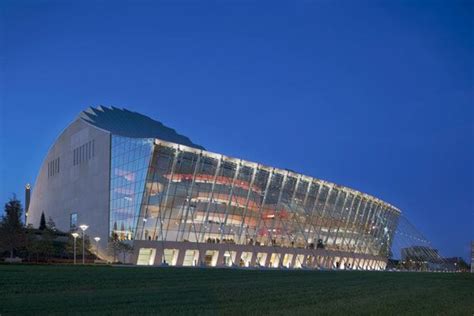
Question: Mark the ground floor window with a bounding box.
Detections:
[183,250,199,266]
[204,250,219,267]
[282,254,293,268]
[223,251,236,267]
[270,253,281,268]
[294,255,305,269]
[240,252,252,267]
[344,258,354,270]
[137,248,156,266]
[256,253,267,267]
[163,249,179,266]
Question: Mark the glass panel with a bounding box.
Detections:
[204,250,219,267]
[163,249,179,266]
[312,185,330,248]
[109,136,154,241]
[70,213,77,229]
[183,250,199,266]
[240,252,252,267]
[256,252,267,267]
[269,253,281,268]
[294,254,305,268]
[223,251,237,266]
[136,248,156,265]
[282,253,294,268]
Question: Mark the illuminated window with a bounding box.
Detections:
[240,252,252,267]
[256,252,267,267]
[270,253,281,268]
[223,251,236,267]
[183,250,199,266]
[294,255,305,269]
[282,254,294,268]
[205,250,219,267]
[163,249,179,266]
[137,248,156,265]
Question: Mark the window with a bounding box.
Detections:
[183,250,199,266]
[270,253,281,268]
[294,255,305,269]
[283,254,294,268]
[223,251,236,267]
[137,248,156,265]
[48,157,60,177]
[240,252,252,267]
[70,213,77,229]
[256,252,267,267]
[205,250,219,267]
[163,249,179,266]
[73,139,95,166]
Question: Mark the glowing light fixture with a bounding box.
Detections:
[71,232,79,264]
[94,237,101,259]
[79,224,88,264]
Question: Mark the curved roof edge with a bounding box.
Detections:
[80,106,205,150]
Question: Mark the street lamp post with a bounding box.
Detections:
[79,224,89,264]
[94,237,101,260]
[71,233,79,264]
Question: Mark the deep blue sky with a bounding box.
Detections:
[1,1,473,260]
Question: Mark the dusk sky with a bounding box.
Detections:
[1,1,472,260]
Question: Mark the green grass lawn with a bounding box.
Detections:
[0,265,473,315]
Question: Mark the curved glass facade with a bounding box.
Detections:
[110,137,400,262]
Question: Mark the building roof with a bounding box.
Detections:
[80,106,204,150]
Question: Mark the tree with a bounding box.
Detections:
[38,229,55,262]
[47,216,56,231]
[107,236,133,263]
[0,196,25,259]
[24,230,41,262]
[108,236,120,262]
[65,234,76,258]
[118,242,133,263]
[39,212,46,230]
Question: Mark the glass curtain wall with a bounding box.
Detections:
[109,136,154,240]
[132,140,400,258]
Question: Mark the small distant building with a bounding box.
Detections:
[442,257,469,272]
[401,246,440,262]
[400,246,442,271]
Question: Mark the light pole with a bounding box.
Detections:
[94,237,101,259]
[79,224,89,264]
[71,233,79,264]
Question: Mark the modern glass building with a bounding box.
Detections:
[27,106,400,270]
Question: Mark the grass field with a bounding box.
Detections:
[0,265,473,315]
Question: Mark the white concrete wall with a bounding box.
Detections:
[27,118,111,258]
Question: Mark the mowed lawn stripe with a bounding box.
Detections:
[0,265,472,315]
